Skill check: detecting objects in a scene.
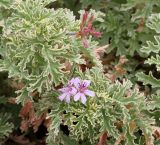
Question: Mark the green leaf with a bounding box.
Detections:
[148,95,160,109]
[100,109,119,138]
[61,134,78,145]
[136,72,160,88]
[125,125,138,145]
[147,13,160,33]
[0,96,7,104]
[141,36,160,54]
[0,113,14,141]
[145,55,160,71]
[16,88,31,104]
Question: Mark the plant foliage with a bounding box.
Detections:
[0,0,160,145]
[0,113,14,142]
[0,0,101,105]
[46,67,157,145]
[137,13,160,88]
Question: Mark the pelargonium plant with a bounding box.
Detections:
[0,0,160,145]
[0,0,101,104]
[0,0,102,143]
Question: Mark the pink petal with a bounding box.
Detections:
[73,77,81,89]
[90,30,102,38]
[59,93,66,101]
[74,92,81,101]
[94,31,102,38]
[71,87,77,95]
[59,88,66,93]
[83,27,90,34]
[65,95,70,103]
[84,90,95,97]
[83,80,91,87]
[69,78,76,85]
[80,93,87,104]
[82,11,88,23]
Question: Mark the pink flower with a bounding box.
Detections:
[90,29,102,38]
[73,77,95,104]
[77,11,102,48]
[58,78,77,103]
[58,78,95,104]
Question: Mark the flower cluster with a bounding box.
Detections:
[77,11,102,48]
[58,78,95,104]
